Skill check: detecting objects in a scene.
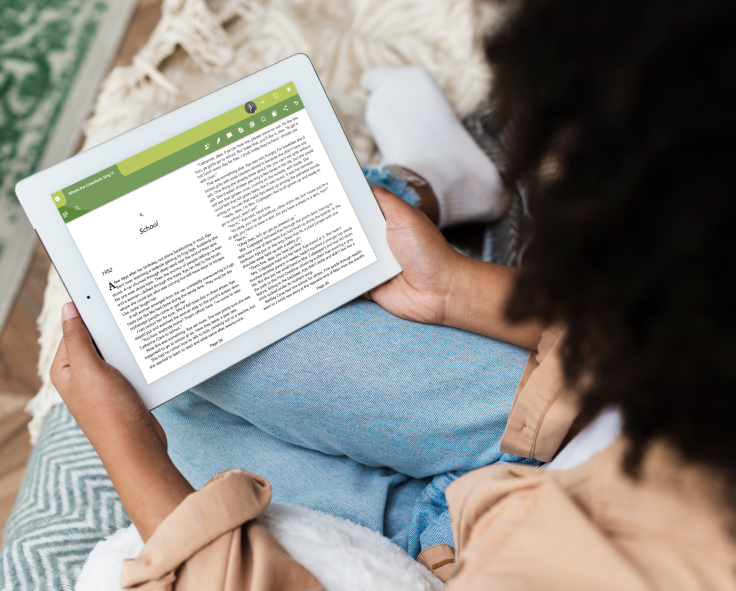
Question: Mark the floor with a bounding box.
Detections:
[0,0,163,543]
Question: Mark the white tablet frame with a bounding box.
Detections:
[16,54,401,409]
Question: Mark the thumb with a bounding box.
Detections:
[61,303,101,368]
[371,187,419,229]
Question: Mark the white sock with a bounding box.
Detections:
[362,67,509,228]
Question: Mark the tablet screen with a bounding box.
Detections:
[51,82,377,383]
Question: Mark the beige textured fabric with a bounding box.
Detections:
[417,544,455,583]
[121,470,323,591]
[446,439,736,591]
[499,324,580,462]
[30,0,505,442]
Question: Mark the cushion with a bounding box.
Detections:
[0,405,130,590]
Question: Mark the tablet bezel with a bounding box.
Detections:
[16,53,401,409]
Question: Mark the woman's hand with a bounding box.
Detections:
[369,188,545,350]
[51,303,193,540]
[366,188,464,325]
[50,303,167,452]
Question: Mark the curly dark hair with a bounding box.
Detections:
[485,0,736,494]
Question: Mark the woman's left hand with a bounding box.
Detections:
[50,303,167,452]
[50,303,193,540]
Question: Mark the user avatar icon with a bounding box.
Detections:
[245,101,257,114]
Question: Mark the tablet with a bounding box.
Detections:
[16,54,401,409]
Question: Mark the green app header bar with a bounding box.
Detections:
[54,82,302,223]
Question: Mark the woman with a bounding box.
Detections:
[442,0,736,587]
[50,0,736,588]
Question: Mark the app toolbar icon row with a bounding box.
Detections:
[205,101,300,150]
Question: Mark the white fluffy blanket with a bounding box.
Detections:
[76,502,445,591]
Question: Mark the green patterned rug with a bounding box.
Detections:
[0,0,137,329]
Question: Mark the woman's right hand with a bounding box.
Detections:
[365,187,465,326]
[368,187,545,350]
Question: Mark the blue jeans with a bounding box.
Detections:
[153,168,533,558]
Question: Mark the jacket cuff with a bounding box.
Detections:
[121,470,272,588]
[499,325,579,462]
[417,544,456,582]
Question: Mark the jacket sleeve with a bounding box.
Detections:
[499,324,580,462]
[120,470,323,591]
[444,463,650,591]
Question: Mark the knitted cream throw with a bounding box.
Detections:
[29,0,501,441]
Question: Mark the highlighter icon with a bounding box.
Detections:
[217,138,221,144]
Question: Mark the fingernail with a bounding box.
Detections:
[62,303,79,321]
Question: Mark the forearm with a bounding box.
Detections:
[95,430,193,540]
[52,308,194,541]
[81,410,194,541]
[443,256,545,350]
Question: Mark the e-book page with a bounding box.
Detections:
[52,82,376,383]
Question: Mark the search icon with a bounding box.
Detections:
[75,206,80,211]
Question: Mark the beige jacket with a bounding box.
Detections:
[445,326,736,590]
[446,440,736,591]
[120,470,323,591]
[123,326,736,590]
